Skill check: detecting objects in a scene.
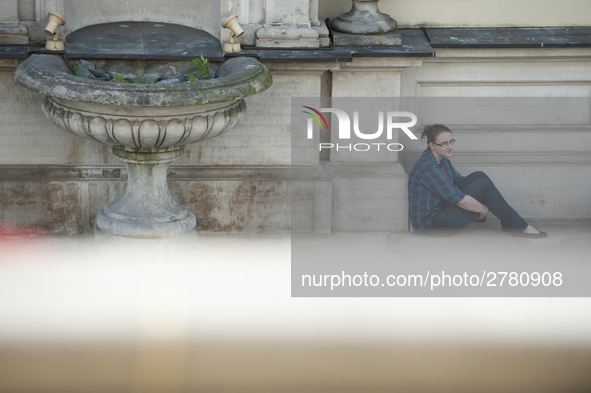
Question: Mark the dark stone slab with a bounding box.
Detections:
[2,27,433,62]
[0,46,27,58]
[223,50,261,60]
[65,22,144,58]
[64,22,224,61]
[257,48,352,63]
[426,27,591,48]
[221,47,351,63]
[27,45,64,55]
[337,29,434,57]
[227,30,432,62]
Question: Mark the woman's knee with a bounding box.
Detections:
[467,171,490,181]
[460,178,495,199]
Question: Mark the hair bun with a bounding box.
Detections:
[421,124,451,144]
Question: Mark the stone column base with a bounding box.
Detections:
[313,21,331,47]
[256,27,320,48]
[0,24,28,44]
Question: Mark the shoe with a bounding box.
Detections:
[501,226,510,232]
[510,229,548,238]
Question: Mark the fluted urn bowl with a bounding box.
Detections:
[15,54,272,239]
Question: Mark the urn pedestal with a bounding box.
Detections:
[329,0,401,46]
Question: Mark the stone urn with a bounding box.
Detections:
[15,54,272,239]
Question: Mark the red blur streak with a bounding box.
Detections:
[0,222,46,237]
[0,222,47,255]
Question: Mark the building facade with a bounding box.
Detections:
[1,0,590,235]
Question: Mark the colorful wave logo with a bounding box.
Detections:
[302,106,328,130]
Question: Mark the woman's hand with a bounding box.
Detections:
[457,196,488,215]
[475,203,488,221]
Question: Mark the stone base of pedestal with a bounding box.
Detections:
[256,27,320,48]
[93,146,197,239]
[94,218,198,243]
[0,24,28,44]
[313,23,331,47]
[95,208,196,239]
[331,29,402,46]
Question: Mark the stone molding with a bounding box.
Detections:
[0,0,28,44]
[416,80,591,88]
[0,23,28,44]
[427,48,591,62]
[43,97,247,149]
[0,165,331,181]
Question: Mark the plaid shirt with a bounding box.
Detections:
[408,149,465,232]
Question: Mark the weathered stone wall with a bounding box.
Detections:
[399,47,591,220]
[14,0,223,43]
[319,0,591,28]
[0,70,116,166]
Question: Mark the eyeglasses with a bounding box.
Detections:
[433,139,455,148]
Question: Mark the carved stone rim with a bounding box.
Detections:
[15,54,273,106]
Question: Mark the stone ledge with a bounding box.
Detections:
[0,165,331,181]
[0,47,27,59]
[4,28,591,63]
[0,29,433,63]
[426,27,591,49]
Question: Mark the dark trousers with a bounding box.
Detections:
[423,171,528,236]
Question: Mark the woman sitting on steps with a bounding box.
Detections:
[408,124,547,238]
